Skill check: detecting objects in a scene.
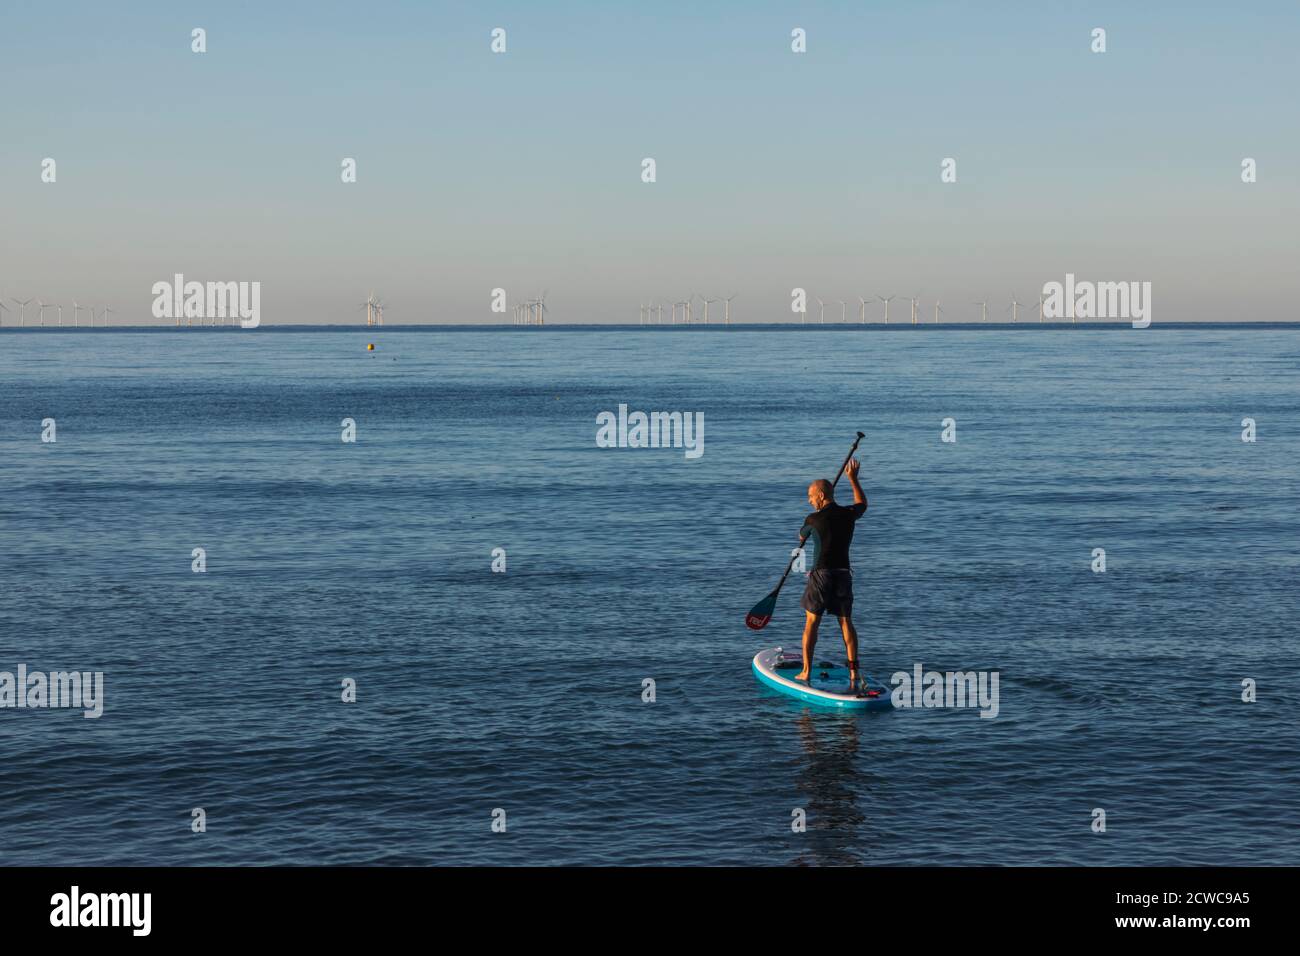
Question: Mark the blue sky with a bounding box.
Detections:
[1,1,1296,323]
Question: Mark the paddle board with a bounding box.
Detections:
[752,647,894,711]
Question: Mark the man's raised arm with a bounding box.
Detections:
[846,458,867,509]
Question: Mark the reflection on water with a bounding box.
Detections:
[790,711,877,866]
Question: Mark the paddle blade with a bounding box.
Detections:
[746,592,778,630]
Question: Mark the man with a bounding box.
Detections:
[794,458,867,687]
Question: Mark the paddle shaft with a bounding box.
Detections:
[771,431,865,592]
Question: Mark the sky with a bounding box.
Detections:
[1,1,1297,324]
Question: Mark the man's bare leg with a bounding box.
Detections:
[795,611,821,682]
[839,615,860,688]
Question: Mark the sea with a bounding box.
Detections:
[2,323,1297,865]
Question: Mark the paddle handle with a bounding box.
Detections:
[829,431,866,492]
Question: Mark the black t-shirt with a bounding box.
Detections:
[802,501,866,570]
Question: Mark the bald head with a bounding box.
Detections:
[807,479,833,510]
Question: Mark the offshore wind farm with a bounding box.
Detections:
[0,267,1266,332]
[2,295,114,327]
[0,285,1271,329]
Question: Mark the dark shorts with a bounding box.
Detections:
[800,568,854,617]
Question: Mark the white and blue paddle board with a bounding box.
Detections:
[752,647,894,711]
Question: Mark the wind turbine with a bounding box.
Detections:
[837,299,847,324]
[684,295,694,325]
[933,300,943,323]
[359,293,378,326]
[0,301,8,326]
[858,297,870,324]
[37,300,51,326]
[56,303,64,327]
[972,300,988,322]
[905,296,920,325]
[878,295,895,324]
[1035,294,1045,323]
[101,306,115,326]
[722,294,735,325]
[12,298,33,326]
[701,296,717,324]
[1008,294,1027,324]
[815,296,826,324]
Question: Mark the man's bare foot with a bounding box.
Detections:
[793,670,810,683]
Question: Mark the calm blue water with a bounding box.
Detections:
[2,326,1298,865]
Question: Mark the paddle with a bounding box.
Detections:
[745,431,865,630]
